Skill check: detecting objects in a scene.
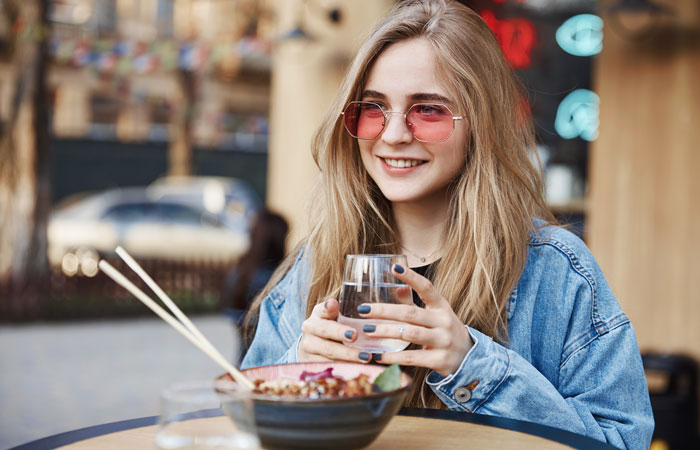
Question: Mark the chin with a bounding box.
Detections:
[377,188,427,204]
[375,179,450,206]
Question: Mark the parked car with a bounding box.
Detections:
[48,177,261,277]
[147,176,262,235]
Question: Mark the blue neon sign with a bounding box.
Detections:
[555,89,599,141]
[556,14,603,57]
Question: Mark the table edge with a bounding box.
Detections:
[399,407,617,450]
[9,408,616,450]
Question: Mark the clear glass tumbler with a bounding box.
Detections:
[155,380,259,449]
[337,254,413,353]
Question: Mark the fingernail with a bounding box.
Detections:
[357,304,371,314]
[323,299,330,309]
[372,353,382,361]
[358,352,370,361]
[362,324,376,333]
[393,264,405,274]
[344,330,354,340]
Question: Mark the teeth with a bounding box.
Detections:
[384,158,423,168]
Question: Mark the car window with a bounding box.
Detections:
[156,203,204,225]
[102,203,156,222]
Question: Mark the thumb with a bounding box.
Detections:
[319,298,340,320]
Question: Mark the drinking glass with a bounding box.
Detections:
[155,380,259,449]
[337,254,413,353]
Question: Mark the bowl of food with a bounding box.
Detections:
[215,362,412,449]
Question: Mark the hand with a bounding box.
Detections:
[358,265,473,377]
[297,298,374,364]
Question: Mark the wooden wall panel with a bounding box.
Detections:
[588,0,700,358]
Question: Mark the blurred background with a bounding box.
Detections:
[0,0,698,448]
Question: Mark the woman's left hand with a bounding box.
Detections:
[359,264,473,377]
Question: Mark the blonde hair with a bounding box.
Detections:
[246,0,554,408]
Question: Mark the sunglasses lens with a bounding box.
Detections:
[343,102,385,139]
[407,104,454,141]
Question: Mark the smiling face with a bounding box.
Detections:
[357,38,469,208]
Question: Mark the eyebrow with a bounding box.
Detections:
[361,90,454,105]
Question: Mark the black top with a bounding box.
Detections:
[410,262,435,307]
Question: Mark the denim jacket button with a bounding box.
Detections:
[455,387,471,403]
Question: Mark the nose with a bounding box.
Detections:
[381,112,413,145]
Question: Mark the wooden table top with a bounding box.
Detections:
[55,415,574,450]
[12,408,615,450]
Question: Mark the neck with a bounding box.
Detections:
[392,194,449,267]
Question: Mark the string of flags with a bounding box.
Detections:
[10,19,270,75]
[48,36,271,75]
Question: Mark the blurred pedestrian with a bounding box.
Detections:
[224,209,289,323]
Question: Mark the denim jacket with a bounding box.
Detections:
[242,225,654,449]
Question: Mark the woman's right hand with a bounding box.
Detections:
[297,298,373,363]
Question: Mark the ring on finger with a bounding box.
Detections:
[398,325,405,340]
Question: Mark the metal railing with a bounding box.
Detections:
[1,258,232,322]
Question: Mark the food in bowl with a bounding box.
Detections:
[216,362,411,450]
[252,367,374,399]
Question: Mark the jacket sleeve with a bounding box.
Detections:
[425,239,654,450]
[240,294,302,369]
[427,321,653,449]
[240,252,306,370]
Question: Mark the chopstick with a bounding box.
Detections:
[115,246,219,360]
[98,255,255,390]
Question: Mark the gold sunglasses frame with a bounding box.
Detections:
[341,101,464,143]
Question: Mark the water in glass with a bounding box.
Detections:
[338,254,412,353]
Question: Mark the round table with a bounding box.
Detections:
[10,408,616,450]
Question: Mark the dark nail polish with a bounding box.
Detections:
[363,324,376,333]
[372,353,382,361]
[393,264,405,274]
[358,352,370,361]
[357,304,371,314]
[344,330,354,339]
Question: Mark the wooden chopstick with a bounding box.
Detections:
[98,259,255,390]
[115,247,226,368]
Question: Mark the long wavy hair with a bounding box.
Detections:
[246,0,555,408]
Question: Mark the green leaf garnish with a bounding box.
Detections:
[373,363,401,392]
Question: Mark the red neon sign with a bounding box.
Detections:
[480,9,536,69]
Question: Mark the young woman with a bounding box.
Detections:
[242,1,653,448]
